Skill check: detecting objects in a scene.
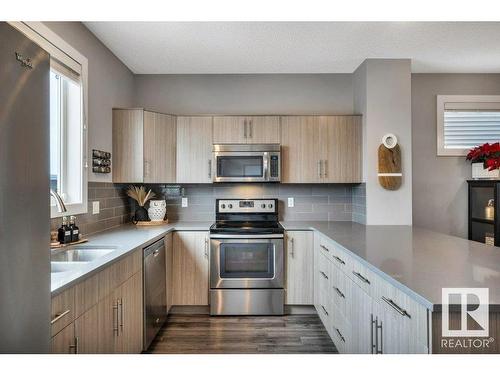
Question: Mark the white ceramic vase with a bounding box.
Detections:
[148,200,166,221]
[472,162,500,180]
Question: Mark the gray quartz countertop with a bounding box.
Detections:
[51,221,212,295]
[282,221,500,310]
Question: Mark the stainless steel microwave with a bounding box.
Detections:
[212,144,281,182]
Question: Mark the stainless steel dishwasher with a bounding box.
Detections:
[143,238,167,350]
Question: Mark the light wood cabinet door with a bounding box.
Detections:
[51,287,75,337]
[172,231,209,305]
[281,116,322,183]
[51,322,76,354]
[321,116,362,183]
[97,291,120,353]
[286,231,313,305]
[246,116,280,144]
[112,109,144,183]
[119,271,143,353]
[213,116,247,143]
[176,116,213,183]
[74,304,99,354]
[349,282,374,354]
[144,111,176,183]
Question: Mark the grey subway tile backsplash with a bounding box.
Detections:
[51,182,367,237]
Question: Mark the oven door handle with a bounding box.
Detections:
[209,234,284,239]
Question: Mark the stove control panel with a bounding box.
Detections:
[217,199,276,213]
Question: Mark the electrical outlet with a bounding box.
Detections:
[288,197,294,208]
[92,201,100,214]
[182,197,188,208]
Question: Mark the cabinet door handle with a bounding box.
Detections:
[332,255,345,265]
[119,298,124,333]
[204,237,209,258]
[333,286,345,299]
[319,270,328,280]
[317,160,321,178]
[352,271,371,285]
[244,119,247,138]
[249,120,252,138]
[319,244,329,253]
[144,160,150,178]
[381,296,411,318]
[376,320,383,354]
[208,159,212,179]
[289,237,294,258]
[323,160,328,178]
[113,301,119,336]
[68,336,79,354]
[51,309,70,324]
[321,305,329,316]
[371,314,376,354]
[336,328,345,343]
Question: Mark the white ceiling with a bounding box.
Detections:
[84,22,500,74]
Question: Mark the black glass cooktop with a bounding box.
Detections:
[210,221,284,235]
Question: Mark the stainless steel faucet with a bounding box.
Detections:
[50,189,67,213]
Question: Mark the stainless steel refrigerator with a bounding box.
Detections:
[0,22,51,353]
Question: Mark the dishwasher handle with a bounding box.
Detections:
[143,238,165,257]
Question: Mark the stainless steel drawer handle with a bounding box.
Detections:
[333,255,345,265]
[336,328,346,343]
[113,301,119,335]
[319,270,329,280]
[69,336,79,354]
[381,296,411,318]
[352,271,371,285]
[334,286,345,299]
[320,244,329,252]
[321,305,329,316]
[153,249,160,257]
[119,298,124,333]
[51,309,70,324]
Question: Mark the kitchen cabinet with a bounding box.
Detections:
[213,116,280,144]
[112,108,176,183]
[172,231,210,305]
[51,322,76,354]
[313,233,429,354]
[280,115,362,183]
[285,231,313,305]
[74,304,99,354]
[176,116,213,183]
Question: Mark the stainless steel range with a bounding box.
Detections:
[209,199,284,315]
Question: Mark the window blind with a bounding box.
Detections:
[444,110,500,149]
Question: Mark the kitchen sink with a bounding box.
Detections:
[51,261,87,273]
[50,246,116,262]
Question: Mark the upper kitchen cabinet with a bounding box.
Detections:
[280,115,362,183]
[112,109,176,183]
[213,116,280,144]
[176,116,213,183]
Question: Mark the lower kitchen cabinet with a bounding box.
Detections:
[51,322,77,354]
[314,235,430,354]
[286,230,314,305]
[74,304,99,353]
[172,231,210,305]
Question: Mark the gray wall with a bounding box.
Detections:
[44,22,135,183]
[353,59,413,225]
[411,74,500,238]
[134,74,354,114]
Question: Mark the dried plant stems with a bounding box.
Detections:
[126,185,156,206]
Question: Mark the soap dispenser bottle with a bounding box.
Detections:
[69,216,79,242]
[58,217,71,244]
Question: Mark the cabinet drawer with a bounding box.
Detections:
[330,264,352,321]
[51,286,75,337]
[349,258,377,297]
[317,288,333,336]
[317,251,331,292]
[331,305,351,354]
[98,250,142,300]
[317,235,352,272]
[75,273,99,318]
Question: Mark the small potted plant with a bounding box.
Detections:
[126,185,156,222]
[466,142,500,179]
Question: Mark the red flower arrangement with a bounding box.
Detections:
[466,142,500,171]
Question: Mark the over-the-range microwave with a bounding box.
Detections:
[212,144,281,182]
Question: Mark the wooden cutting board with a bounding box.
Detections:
[378,143,402,190]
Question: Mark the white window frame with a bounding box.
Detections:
[437,95,500,156]
[9,22,89,218]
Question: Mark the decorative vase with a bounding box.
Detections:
[472,162,500,180]
[148,200,167,221]
[134,206,149,222]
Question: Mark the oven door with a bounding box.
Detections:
[213,151,269,182]
[210,235,284,289]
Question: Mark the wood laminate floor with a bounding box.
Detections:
[146,314,337,354]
